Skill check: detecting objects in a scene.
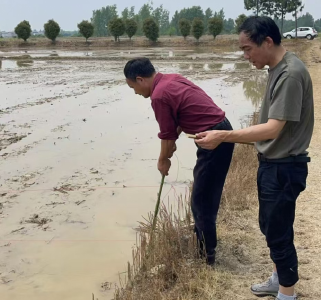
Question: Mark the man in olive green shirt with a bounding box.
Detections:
[195,16,314,300]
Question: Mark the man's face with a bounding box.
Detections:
[126,77,151,98]
[239,32,270,70]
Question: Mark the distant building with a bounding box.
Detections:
[0,31,17,38]
[32,30,45,36]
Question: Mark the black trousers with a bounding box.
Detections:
[191,118,234,264]
[257,161,308,287]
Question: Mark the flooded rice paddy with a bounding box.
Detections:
[0,47,267,300]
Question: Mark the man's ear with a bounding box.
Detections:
[265,36,274,47]
[136,76,144,83]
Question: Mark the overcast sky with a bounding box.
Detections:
[1,0,320,32]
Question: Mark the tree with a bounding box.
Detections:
[128,6,135,19]
[288,0,304,38]
[108,18,125,41]
[143,18,159,42]
[315,19,321,32]
[179,19,191,39]
[223,18,235,34]
[122,8,129,20]
[204,8,213,33]
[208,17,224,39]
[44,19,61,42]
[168,27,176,36]
[14,20,32,42]
[125,18,138,40]
[77,20,94,42]
[91,5,118,37]
[137,3,153,35]
[244,0,271,16]
[152,5,170,35]
[178,6,205,23]
[170,11,180,35]
[298,13,314,27]
[235,14,248,32]
[268,0,291,34]
[192,18,204,41]
[215,8,225,20]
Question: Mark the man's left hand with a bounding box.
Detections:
[195,131,224,150]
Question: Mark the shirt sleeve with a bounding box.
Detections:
[151,98,178,140]
[269,75,303,122]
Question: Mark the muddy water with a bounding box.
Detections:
[0,49,266,300]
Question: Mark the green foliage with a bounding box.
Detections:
[77,20,94,41]
[152,5,170,35]
[125,18,138,40]
[137,3,153,35]
[129,6,136,19]
[179,19,191,39]
[204,8,213,33]
[192,18,204,41]
[108,18,125,41]
[315,19,321,32]
[44,19,61,42]
[143,18,159,42]
[170,11,180,35]
[14,20,32,42]
[235,14,248,33]
[91,5,118,37]
[179,6,205,22]
[223,18,235,34]
[168,27,176,36]
[244,0,271,16]
[208,17,224,39]
[122,8,129,20]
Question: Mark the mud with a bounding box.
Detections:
[0,48,266,300]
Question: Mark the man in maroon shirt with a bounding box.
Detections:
[124,58,234,265]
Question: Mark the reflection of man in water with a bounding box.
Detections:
[124,58,234,266]
[196,16,314,300]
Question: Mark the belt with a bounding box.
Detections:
[257,153,311,163]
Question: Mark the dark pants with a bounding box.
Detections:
[191,118,234,265]
[257,161,308,287]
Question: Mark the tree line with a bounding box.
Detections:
[11,1,321,43]
[13,19,94,42]
[244,0,314,37]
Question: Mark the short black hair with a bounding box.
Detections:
[124,58,156,81]
[238,16,282,46]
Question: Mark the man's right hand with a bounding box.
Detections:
[158,158,171,176]
[168,143,177,158]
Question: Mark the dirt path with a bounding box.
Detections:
[294,40,321,299]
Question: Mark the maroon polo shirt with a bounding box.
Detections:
[150,73,225,140]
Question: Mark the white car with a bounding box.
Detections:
[283,27,318,40]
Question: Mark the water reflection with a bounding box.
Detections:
[243,72,267,108]
[203,63,210,71]
[0,60,17,69]
[221,64,235,71]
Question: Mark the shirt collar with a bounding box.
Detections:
[151,72,163,96]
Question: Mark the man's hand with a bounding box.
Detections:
[168,143,177,158]
[195,130,225,150]
[158,158,171,176]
